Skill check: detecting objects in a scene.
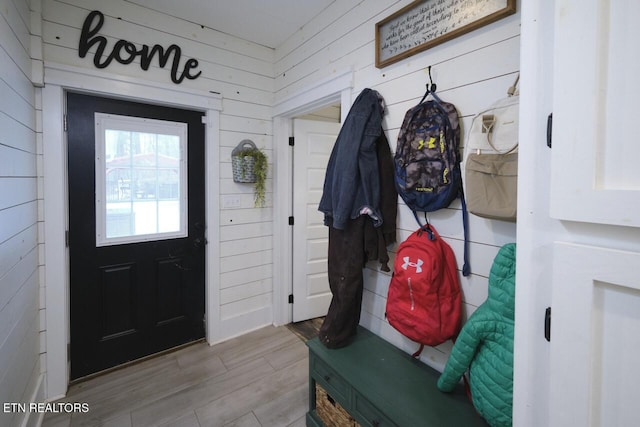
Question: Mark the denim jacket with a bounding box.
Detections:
[318,88,384,230]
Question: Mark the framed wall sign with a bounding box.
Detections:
[375,0,516,68]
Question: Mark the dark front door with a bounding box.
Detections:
[67,92,206,380]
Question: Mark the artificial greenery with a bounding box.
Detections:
[237,147,268,207]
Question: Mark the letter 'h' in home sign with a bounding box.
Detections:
[78,10,202,84]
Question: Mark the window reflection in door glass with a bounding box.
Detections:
[95,113,187,246]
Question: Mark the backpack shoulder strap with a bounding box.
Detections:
[460,188,471,277]
[411,185,470,276]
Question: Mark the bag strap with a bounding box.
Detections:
[459,187,471,277]
[485,121,518,154]
[418,88,444,106]
[412,201,470,277]
[412,212,436,241]
[474,73,520,155]
[409,88,470,277]
[507,73,520,97]
[412,344,425,358]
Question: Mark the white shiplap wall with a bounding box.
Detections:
[33,0,521,399]
[40,0,276,351]
[275,0,520,371]
[0,0,43,425]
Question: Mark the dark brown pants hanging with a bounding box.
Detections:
[319,216,366,349]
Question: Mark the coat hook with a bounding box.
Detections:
[427,65,437,93]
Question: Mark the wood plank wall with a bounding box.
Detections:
[0,0,43,425]
[31,0,521,397]
[275,0,520,370]
[40,0,277,343]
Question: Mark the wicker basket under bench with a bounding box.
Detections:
[306,327,488,427]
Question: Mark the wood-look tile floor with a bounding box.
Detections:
[42,325,312,427]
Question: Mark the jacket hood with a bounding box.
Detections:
[487,243,516,320]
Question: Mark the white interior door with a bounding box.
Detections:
[549,1,640,425]
[550,0,640,227]
[292,119,341,322]
[550,243,640,427]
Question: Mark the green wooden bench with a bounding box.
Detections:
[306,327,488,427]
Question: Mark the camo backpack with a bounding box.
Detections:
[394,91,470,276]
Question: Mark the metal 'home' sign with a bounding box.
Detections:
[78,10,202,84]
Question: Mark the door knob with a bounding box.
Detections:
[193,237,207,249]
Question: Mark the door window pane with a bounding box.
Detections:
[95,113,188,246]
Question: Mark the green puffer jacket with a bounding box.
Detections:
[437,243,516,427]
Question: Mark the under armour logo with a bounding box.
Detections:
[402,256,423,273]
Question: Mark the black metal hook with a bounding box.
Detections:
[419,66,438,104]
[427,65,437,93]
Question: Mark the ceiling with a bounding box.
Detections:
[127,0,335,49]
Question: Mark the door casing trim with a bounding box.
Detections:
[272,69,353,326]
[42,62,221,399]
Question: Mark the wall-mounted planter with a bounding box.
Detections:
[231,139,267,207]
[232,140,258,183]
